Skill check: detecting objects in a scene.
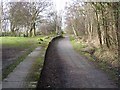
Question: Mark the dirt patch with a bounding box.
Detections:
[2,47,42,88]
[2,46,28,70]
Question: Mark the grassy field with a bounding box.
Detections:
[1,36,52,79]
[1,36,41,48]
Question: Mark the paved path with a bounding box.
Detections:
[38,37,117,88]
[57,37,117,88]
[2,47,41,88]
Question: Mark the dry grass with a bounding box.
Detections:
[70,35,119,85]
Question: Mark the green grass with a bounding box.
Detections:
[27,48,45,88]
[70,36,86,51]
[1,36,41,48]
[26,37,52,88]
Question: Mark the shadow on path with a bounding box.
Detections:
[37,36,117,88]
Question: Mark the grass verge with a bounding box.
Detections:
[24,36,52,88]
[26,47,46,88]
[70,35,118,85]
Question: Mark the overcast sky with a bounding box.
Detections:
[53,0,70,12]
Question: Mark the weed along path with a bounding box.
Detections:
[2,46,41,88]
[37,37,117,88]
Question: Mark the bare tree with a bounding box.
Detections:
[9,2,31,36]
[28,0,51,37]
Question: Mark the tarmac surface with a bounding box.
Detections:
[37,37,117,88]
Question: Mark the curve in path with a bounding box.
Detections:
[37,37,117,88]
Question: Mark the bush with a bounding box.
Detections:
[37,38,45,44]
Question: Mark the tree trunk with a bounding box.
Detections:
[112,3,120,86]
[29,22,36,37]
[56,24,58,34]
[29,27,32,37]
[105,20,111,48]
[10,23,16,36]
[113,4,120,50]
[26,30,28,37]
[95,11,102,48]
[32,22,36,37]
[72,24,78,37]
[88,21,92,40]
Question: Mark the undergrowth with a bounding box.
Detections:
[70,35,118,85]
